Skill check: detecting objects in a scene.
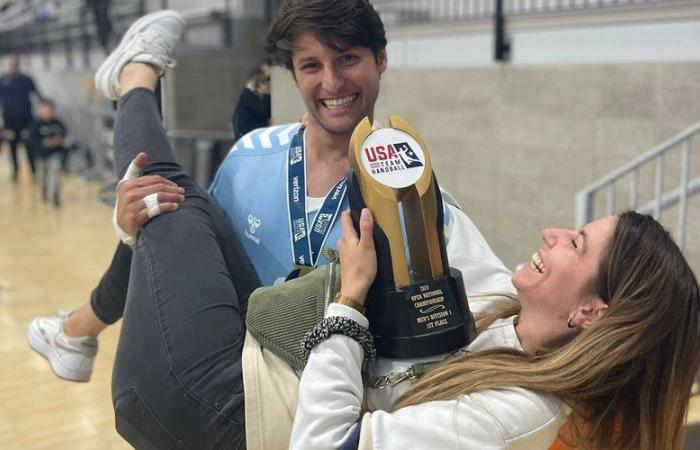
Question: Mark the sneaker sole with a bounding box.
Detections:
[27,323,91,382]
[94,10,185,100]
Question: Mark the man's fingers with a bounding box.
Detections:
[154,192,185,204]
[158,202,180,214]
[132,202,179,227]
[143,193,161,219]
[122,159,143,180]
[133,152,148,168]
[130,175,180,188]
[120,184,184,204]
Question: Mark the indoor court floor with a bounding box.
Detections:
[1,150,700,449]
[0,154,130,449]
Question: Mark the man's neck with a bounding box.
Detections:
[303,121,351,197]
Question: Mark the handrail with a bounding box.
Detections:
[575,120,700,250]
[371,0,684,26]
[577,121,700,194]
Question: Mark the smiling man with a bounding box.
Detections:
[209,0,393,284]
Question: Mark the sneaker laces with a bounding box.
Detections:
[135,33,178,70]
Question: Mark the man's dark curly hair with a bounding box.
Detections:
[266,0,387,71]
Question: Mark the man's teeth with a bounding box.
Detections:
[530,252,545,274]
[322,95,356,110]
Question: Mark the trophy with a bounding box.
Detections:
[347,115,477,359]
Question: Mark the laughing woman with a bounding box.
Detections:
[291,208,700,450]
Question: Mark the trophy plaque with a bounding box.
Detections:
[346,115,477,359]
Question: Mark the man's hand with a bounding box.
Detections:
[115,152,185,237]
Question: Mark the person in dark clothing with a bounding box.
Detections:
[0,54,42,181]
[230,67,271,141]
[24,100,67,207]
[86,0,113,52]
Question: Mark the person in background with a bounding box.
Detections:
[24,99,67,207]
[230,66,271,141]
[0,53,42,182]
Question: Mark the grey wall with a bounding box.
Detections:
[271,63,700,274]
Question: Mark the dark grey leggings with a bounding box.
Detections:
[110,88,260,449]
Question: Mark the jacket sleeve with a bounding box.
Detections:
[290,305,567,450]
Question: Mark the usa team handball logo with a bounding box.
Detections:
[364,142,424,174]
[360,128,426,189]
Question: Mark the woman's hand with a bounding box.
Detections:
[337,209,377,305]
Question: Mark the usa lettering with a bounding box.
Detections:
[364,144,398,162]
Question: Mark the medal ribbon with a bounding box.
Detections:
[287,128,347,267]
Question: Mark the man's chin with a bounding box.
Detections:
[316,118,359,136]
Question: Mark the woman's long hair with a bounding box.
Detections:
[395,212,700,450]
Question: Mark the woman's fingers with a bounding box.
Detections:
[340,210,359,242]
[358,208,374,249]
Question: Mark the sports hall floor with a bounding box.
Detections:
[1,152,700,449]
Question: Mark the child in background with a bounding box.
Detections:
[25,100,67,207]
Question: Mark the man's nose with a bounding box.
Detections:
[321,66,344,93]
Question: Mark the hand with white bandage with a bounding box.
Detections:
[113,152,185,246]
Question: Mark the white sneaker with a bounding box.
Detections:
[94,10,186,100]
[27,312,98,382]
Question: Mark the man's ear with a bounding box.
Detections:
[376,49,388,74]
[576,296,608,330]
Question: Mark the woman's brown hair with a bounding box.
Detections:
[397,211,700,450]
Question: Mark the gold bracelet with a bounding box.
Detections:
[335,292,366,314]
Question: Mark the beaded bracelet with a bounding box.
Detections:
[301,316,376,370]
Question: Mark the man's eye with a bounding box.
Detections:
[342,54,358,63]
[571,239,578,249]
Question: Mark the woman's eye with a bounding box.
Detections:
[571,238,578,249]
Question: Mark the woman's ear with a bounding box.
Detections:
[575,297,608,330]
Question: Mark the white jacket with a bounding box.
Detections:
[289,303,570,450]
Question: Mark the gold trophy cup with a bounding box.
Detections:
[347,116,477,358]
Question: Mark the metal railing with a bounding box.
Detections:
[0,0,252,57]
[575,121,700,250]
[371,0,687,25]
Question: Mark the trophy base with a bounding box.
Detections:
[368,268,477,359]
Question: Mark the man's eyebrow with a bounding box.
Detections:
[295,56,316,64]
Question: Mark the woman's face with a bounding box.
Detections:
[512,216,617,324]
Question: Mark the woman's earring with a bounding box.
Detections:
[566,315,577,329]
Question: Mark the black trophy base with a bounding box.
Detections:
[367,268,477,359]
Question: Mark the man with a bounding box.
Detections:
[230,66,271,141]
[29,0,511,401]
[0,54,42,181]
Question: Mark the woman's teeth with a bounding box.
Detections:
[530,252,545,274]
[322,95,356,110]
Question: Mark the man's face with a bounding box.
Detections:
[6,55,19,74]
[291,33,387,136]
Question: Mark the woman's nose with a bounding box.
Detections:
[541,229,556,248]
